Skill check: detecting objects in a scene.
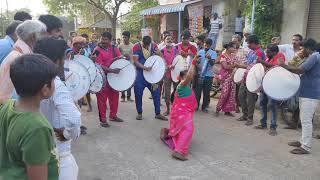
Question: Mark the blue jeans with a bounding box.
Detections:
[134,73,161,115]
[208,32,219,50]
[260,92,277,129]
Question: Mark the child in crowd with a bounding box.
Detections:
[0,54,59,179]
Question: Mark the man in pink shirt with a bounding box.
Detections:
[0,20,47,103]
[93,32,124,127]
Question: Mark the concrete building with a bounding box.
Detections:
[280,0,320,43]
[140,0,245,49]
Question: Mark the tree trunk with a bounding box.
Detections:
[111,16,117,39]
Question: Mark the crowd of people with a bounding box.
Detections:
[0,10,320,180]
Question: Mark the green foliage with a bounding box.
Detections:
[121,0,159,42]
[244,0,283,46]
[44,0,90,19]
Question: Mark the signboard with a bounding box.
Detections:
[188,3,204,36]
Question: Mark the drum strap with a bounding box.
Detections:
[139,43,154,60]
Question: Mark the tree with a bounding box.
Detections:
[44,0,131,36]
[243,0,283,46]
[121,0,159,42]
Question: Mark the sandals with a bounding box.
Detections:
[290,147,310,155]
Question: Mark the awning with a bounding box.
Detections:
[140,0,202,16]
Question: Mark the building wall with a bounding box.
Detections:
[158,0,180,5]
[206,0,241,50]
[280,0,310,43]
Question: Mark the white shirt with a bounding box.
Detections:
[210,18,222,34]
[40,77,81,154]
[235,16,244,32]
[278,44,295,64]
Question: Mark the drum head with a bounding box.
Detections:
[74,55,97,83]
[64,60,91,101]
[143,55,166,84]
[263,66,300,100]
[246,63,265,93]
[107,59,136,91]
[171,55,188,83]
[233,68,246,84]
[90,65,106,93]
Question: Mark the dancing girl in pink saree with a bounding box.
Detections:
[160,56,199,161]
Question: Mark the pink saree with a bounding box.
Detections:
[164,90,198,155]
[216,54,236,113]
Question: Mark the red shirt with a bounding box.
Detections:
[266,52,286,65]
[94,45,121,67]
[177,43,197,56]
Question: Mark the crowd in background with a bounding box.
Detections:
[0,9,320,179]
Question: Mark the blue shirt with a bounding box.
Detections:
[299,52,320,99]
[83,47,91,57]
[246,47,266,64]
[0,36,14,64]
[197,49,217,77]
[88,42,98,52]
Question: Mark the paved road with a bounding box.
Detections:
[73,95,320,180]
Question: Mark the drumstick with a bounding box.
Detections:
[65,72,73,81]
[173,59,180,67]
[151,59,157,67]
[120,63,131,70]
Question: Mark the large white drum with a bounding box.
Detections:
[262,66,300,100]
[233,68,246,84]
[89,64,106,93]
[73,55,96,83]
[171,55,188,83]
[143,55,166,84]
[246,63,265,93]
[64,60,91,101]
[107,59,136,91]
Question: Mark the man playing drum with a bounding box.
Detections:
[119,31,134,102]
[255,44,286,136]
[237,35,266,126]
[93,32,124,127]
[279,39,320,154]
[161,34,178,116]
[132,36,167,121]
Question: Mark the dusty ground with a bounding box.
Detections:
[72,94,320,180]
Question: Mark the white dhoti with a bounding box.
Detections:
[59,152,78,180]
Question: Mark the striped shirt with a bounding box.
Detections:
[40,77,81,154]
[210,18,222,34]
